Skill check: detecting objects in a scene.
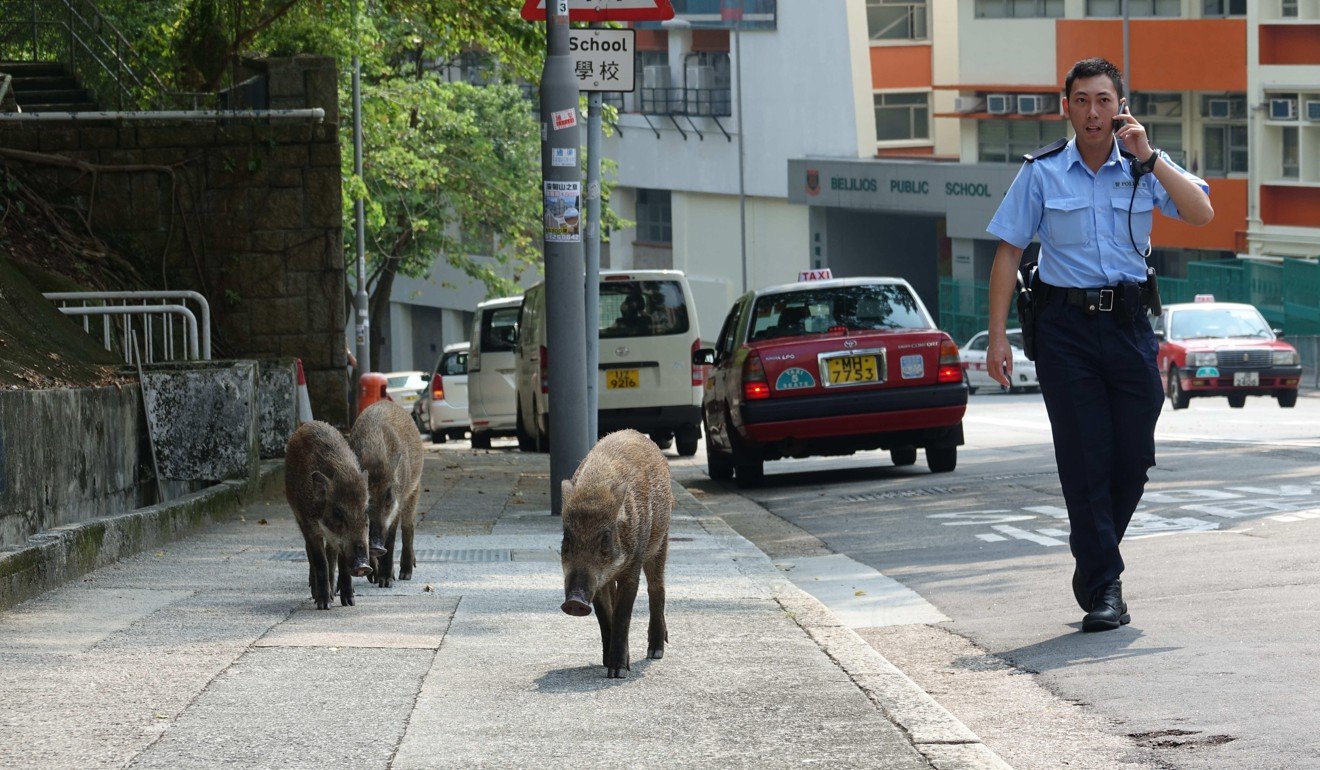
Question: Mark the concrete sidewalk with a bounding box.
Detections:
[0,447,1009,769]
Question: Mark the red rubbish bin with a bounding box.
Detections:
[357,372,389,415]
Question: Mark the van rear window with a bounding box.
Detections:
[439,351,467,376]
[599,280,689,338]
[480,307,520,352]
[749,284,929,341]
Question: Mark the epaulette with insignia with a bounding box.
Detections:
[1022,137,1068,163]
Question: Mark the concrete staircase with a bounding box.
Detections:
[0,61,100,112]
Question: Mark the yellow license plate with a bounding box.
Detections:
[606,369,640,389]
[826,355,878,385]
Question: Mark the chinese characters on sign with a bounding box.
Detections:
[568,29,636,93]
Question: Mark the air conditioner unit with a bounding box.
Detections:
[642,65,672,113]
[1269,98,1298,120]
[953,96,986,113]
[1207,98,1232,119]
[1016,94,1052,115]
[986,94,1015,115]
[643,64,671,90]
[685,65,717,116]
[1306,100,1320,122]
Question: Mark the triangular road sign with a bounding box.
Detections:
[519,0,675,22]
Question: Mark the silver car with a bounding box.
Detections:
[419,343,470,443]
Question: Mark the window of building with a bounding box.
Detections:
[1202,0,1246,15]
[866,0,928,40]
[1128,92,1186,167]
[874,92,930,142]
[637,51,673,114]
[1201,94,1248,176]
[1282,127,1300,179]
[977,120,1055,163]
[1086,0,1180,16]
[974,0,1064,17]
[635,189,672,245]
[683,51,732,117]
[1282,0,1298,17]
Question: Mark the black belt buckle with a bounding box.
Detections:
[1098,288,1115,312]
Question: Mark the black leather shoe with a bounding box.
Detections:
[1072,565,1092,612]
[1082,579,1130,632]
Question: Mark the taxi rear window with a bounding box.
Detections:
[599,280,690,339]
[749,284,929,341]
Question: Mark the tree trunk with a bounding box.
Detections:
[368,262,397,374]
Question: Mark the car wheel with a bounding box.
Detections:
[963,371,976,395]
[1278,390,1298,408]
[649,432,673,450]
[926,446,957,474]
[471,431,492,449]
[1167,371,1189,410]
[448,429,467,441]
[430,429,447,444]
[733,447,764,488]
[516,406,536,451]
[676,435,698,457]
[705,422,733,480]
[890,447,917,467]
[1228,394,1246,409]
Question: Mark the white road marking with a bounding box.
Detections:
[975,533,1007,543]
[776,554,949,628]
[1023,505,1069,520]
[1272,515,1302,523]
[991,524,1066,546]
[1038,528,1069,538]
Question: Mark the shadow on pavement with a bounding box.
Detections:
[534,659,657,692]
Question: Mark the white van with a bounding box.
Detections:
[467,295,523,449]
[515,270,703,455]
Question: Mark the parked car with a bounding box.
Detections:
[468,295,523,449]
[960,329,1038,393]
[515,270,704,455]
[384,371,427,411]
[1154,298,1303,409]
[415,342,470,443]
[699,276,967,487]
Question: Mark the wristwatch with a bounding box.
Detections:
[1138,149,1159,175]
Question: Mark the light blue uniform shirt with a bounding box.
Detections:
[987,138,1209,288]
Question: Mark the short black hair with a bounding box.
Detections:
[1064,57,1124,99]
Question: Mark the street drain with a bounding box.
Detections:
[270,548,515,563]
[839,486,961,502]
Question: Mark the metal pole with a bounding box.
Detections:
[352,0,371,386]
[1122,0,1130,97]
[735,22,747,293]
[585,28,603,444]
[543,0,589,516]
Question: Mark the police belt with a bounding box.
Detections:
[1037,279,1149,316]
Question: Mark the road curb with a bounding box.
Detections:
[675,489,1014,770]
[0,460,284,611]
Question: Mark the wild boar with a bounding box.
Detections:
[560,429,673,678]
[349,400,425,588]
[284,421,372,610]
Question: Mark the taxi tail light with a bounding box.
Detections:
[691,338,703,386]
[742,351,770,401]
[431,375,444,401]
[539,345,549,394]
[937,339,963,383]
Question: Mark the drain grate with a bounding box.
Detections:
[270,548,514,563]
[839,486,960,503]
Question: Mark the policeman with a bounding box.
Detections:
[985,58,1213,632]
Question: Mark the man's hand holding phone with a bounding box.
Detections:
[1112,102,1154,161]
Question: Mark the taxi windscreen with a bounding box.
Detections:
[1170,307,1273,340]
[599,280,690,338]
[749,284,929,341]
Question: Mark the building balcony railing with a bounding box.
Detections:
[637,86,732,117]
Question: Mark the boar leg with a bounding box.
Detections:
[593,581,615,667]
[607,573,641,679]
[375,520,398,588]
[304,534,333,610]
[644,541,669,660]
[398,494,418,580]
[337,550,356,606]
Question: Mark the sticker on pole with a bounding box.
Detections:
[520,0,674,22]
[570,29,635,92]
[544,181,582,243]
[551,107,578,130]
[552,147,577,168]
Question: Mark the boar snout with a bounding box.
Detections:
[369,538,387,558]
[561,590,592,617]
[351,555,372,577]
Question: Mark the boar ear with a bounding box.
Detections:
[561,479,574,501]
[310,471,331,506]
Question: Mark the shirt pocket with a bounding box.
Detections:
[1043,197,1090,247]
[1110,194,1155,249]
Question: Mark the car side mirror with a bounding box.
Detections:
[1153,330,1164,341]
[1272,328,1284,338]
[692,348,715,366]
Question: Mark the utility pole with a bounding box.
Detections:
[351,0,370,393]
[585,61,602,444]
[542,0,589,516]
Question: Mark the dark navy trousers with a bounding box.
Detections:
[1034,291,1165,597]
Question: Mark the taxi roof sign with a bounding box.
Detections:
[798,268,833,282]
[519,0,675,22]
[1194,293,1216,303]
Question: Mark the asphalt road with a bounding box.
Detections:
[668,388,1320,770]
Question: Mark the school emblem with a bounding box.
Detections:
[806,169,820,197]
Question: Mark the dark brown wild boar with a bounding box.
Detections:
[284,421,371,610]
[560,429,673,678]
[349,400,425,587]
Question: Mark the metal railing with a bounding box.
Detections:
[638,86,732,117]
[45,290,212,363]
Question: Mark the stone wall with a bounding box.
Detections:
[0,56,350,426]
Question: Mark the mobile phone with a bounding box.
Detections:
[1112,103,1129,133]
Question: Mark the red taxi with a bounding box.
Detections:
[696,277,967,487]
[1154,296,1302,410]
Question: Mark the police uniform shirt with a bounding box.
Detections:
[987,138,1209,289]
